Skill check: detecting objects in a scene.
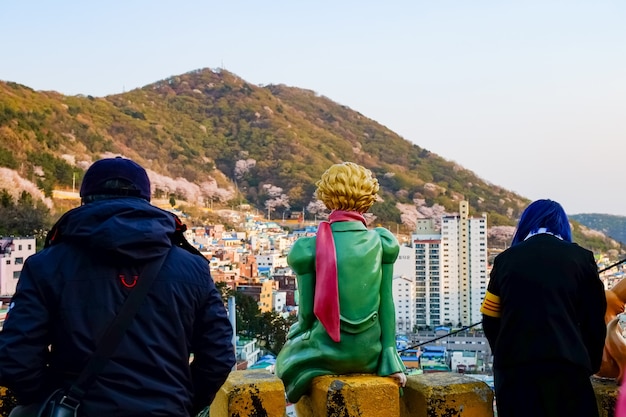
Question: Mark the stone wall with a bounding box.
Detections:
[207,370,497,417]
[0,371,619,416]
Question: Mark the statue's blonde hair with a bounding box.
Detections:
[315,162,379,213]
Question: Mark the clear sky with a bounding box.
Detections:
[2,1,625,215]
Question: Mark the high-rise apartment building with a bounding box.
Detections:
[411,219,441,328]
[411,201,488,328]
[393,245,417,335]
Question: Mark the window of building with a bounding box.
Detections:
[13,271,21,279]
[15,257,24,265]
[5,259,10,265]
[18,245,22,251]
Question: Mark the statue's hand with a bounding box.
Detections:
[389,372,407,387]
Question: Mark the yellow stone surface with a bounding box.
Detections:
[210,370,286,417]
[295,374,401,417]
[401,373,494,417]
[591,377,619,417]
[0,372,618,417]
[0,386,17,417]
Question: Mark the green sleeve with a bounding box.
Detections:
[375,228,405,375]
[376,227,400,265]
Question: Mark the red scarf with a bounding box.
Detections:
[314,210,367,342]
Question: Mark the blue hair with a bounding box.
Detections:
[510,199,572,246]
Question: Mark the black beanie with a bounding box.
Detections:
[80,157,151,201]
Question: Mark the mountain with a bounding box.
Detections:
[0,69,527,221]
[570,214,626,245]
[0,68,623,254]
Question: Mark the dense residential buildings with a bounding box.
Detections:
[236,280,278,313]
[4,204,625,380]
[255,252,289,275]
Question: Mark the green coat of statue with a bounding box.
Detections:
[275,162,406,403]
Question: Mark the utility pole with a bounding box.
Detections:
[228,296,237,371]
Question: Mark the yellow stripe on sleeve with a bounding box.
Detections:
[480,290,501,318]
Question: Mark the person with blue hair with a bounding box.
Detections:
[509,199,573,246]
[481,199,606,417]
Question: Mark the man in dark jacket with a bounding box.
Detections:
[0,157,235,416]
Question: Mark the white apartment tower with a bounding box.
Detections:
[412,201,488,328]
[411,218,441,328]
[392,245,417,335]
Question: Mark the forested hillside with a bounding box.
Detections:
[570,214,626,245]
[0,69,527,224]
[0,68,623,254]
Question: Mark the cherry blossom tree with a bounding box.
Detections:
[234,158,257,180]
[262,184,290,219]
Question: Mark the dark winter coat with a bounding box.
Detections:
[0,198,235,416]
[483,233,606,373]
[482,233,606,417]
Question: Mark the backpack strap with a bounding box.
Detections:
[170,213,207,260]
[60,251,170,409]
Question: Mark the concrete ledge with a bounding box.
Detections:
[0,372,620,417]
[295,374,401,417]
[402,373,494,417]
[0,387,17,417]
[209,369,286,417]
[592,377,619,417]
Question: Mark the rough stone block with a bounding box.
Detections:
[401,373,494,417]
[592,377,619,417]
[210,370,286,417]
[295,374,401,417]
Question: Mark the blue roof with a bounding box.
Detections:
[249,360,274,369]
[423,345,446,352]
[421,351,445,358]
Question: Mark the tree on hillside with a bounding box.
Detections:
[234,291,296,355]
[234,292,261,338]
[215,281,234,303]
[0,190,51,247]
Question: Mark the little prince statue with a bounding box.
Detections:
[275,161,407,403]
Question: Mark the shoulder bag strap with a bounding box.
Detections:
[62,250,170,405]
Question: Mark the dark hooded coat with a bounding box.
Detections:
[0,198,235,416]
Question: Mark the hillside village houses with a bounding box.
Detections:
[2,201,624,371]
[0,202,620,319]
